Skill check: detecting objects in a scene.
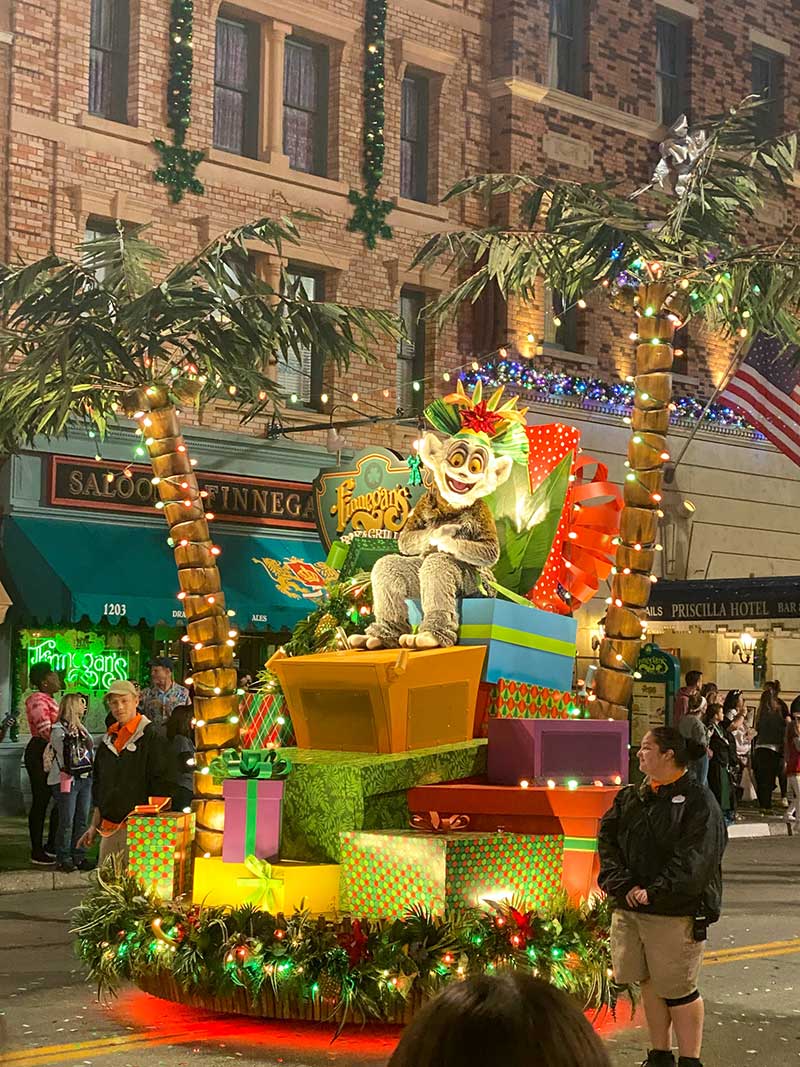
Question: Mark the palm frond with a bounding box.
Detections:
[414,98,800,343]
[0,215,402,451]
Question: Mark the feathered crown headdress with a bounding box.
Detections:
[424,381,529,463]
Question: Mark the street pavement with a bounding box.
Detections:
[0,835,798,1067]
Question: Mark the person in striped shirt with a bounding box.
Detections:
[24,662,61,864]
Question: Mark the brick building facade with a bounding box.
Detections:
[0,0,796,439]
[2,0,800,696]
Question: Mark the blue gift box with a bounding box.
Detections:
[460,598,576,688]
[406,597,577,688]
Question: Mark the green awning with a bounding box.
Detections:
[0,516,328,632]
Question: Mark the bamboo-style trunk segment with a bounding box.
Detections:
[593,281,674,721]
[125,387,240,857]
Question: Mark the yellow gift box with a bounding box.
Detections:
[192,856,340,914]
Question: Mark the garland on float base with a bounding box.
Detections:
[154,0,205,203]
[347,0,393,248]
[74,865,628,1025]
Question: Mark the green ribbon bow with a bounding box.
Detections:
[236,855,285,911]
[210,748,292,784]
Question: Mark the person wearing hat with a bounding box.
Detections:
[77,680,170,864]
[139,657,190,730]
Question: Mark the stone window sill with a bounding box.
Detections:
[539,343,598,367]
[206,148,349,198]
[391,196,450,223]
[79,112,153,144]
[487,78,664,142]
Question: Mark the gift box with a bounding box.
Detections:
[268,645,486,753]
[407,782,620,902]
[240,689,296,749]
[192,855,340,913]
[222,778,285,863]
[473,682,494,738]
[459,598,577,688]
[128,809,196,900]
[487,718,629,787]
[339,829,564,920]
[489,679,576,720]
[279,741,487,864]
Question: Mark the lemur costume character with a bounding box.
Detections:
[349,382,528,651]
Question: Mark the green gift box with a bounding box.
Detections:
[127,811,196,900]
[279,740,487,864]
[339,829,564,919]
[489,679,578,720]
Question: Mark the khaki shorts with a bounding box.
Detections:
[611,910,705,1000]
[99,825,128,867]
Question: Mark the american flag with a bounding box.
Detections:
[720,333,800,466]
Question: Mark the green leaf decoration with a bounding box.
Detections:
[490,453,572,597]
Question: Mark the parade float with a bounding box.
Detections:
[74,383,631,1024]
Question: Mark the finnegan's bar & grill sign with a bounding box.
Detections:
[48,457,316,529]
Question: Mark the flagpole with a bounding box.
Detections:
[664,336,750,483]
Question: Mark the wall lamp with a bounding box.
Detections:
[732,631,756,664]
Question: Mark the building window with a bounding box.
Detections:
[548,0,584,96]
[83,216,121,284]
[400,75,429,202]
[398,289,426,415]
[283,37,328,176]
[278,268,325,407]
[213,17,259,157]
[89,0,130,122]
[672,324,689,375]
[655,13,689,126]
[752,48,782,139]
[545,291,580,354]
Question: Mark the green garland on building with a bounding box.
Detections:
[347,0,393,248]
[74,866,627,1023]
[154,0,205,203]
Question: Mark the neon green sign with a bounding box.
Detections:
[26,634,130,692]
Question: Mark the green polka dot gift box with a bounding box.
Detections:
[339,829,564,920]
[127,811,196,901]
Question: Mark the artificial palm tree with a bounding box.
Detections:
[0,216,400,854]
[414,99,800,720]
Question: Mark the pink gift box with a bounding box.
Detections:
[488,719,629,787]
[222,778,285,863]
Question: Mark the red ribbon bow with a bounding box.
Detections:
[410,811,471,833]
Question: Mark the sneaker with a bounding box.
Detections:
[643,1052,676,1067]
[76,859,97,872]
[31,851,55,866]
[43,847,56,858]
[55,860,76,873]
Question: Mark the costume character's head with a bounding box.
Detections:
[419,382,529,509]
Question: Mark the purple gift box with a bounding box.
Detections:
[222,778,285,863]
[488,719,629,787]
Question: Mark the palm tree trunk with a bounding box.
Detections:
[594,281,674,720]
[126,387,240,857]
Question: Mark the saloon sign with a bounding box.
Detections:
[312,447,427,551]
[48,457,316,529]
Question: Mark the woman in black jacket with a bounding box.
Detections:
[752,688,788,814]
[704,704,737,825]
[598,727,727,1067]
